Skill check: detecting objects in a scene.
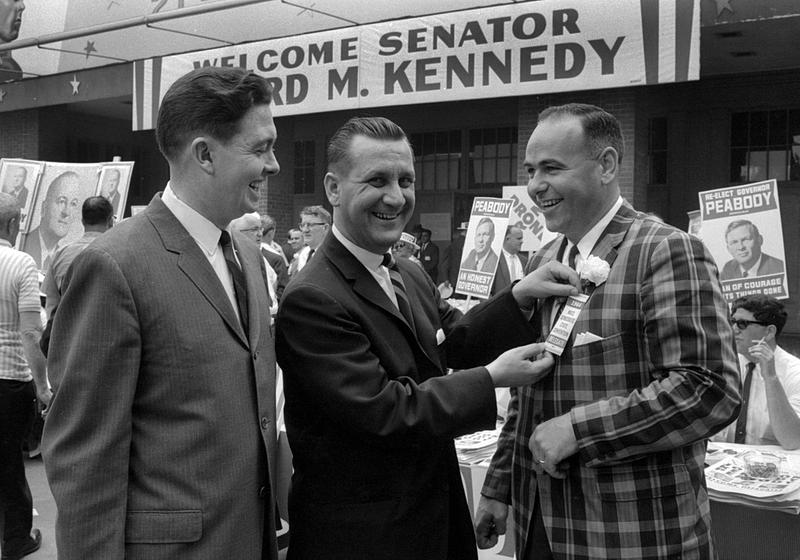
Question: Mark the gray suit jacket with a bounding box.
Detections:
[42,194,279,560]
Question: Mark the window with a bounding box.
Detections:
[648,117,668,185]
[468,127,517,190]
[294,140,316,194]
[730,110,800,183]
[409,131,461,191]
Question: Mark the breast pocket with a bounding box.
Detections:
[564,332,632,398]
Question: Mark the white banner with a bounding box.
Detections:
[133,0,700,130]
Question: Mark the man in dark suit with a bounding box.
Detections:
[719,219,784,280]
[417,227,439,281]
[2,164,29,208]
[474,103,741,559]
[461,217,500,273]
[491,224,527,296]
[276,116,580,560]
[42,67,282,560]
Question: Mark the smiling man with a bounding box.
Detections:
[476,103,740,560]
[24,171,82,270]
[42,67,282,560]
[276,116,582,560]
[719,219,784,281]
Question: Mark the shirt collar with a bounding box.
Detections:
[332,225,385,271]
[742,255,763,277]
[162,184,225,257]
[571,196,624,259]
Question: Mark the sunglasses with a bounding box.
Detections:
[731,318,768,330]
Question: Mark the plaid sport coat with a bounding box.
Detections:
[481,204,741,559]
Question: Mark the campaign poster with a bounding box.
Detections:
[502,185,558,253]
[0,159,45,233]
[95,162,135,220]
[455,197,511,299]
[698,179,788,303]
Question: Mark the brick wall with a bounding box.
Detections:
[517,89,638,205]
[0,109,40,160]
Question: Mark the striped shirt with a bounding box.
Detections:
[0,239,41,381]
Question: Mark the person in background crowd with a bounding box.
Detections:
[2,165,29,208]
[713,295,800,449]
[39,196,114,356]
[0,192,51,560]
[42,66,282,560]
[491,224,527,296]
[24,171,82,271]
[283,227,302,264]
[719,219,785,281]
[0,0,24,82]
[417,227,439,281]
[293,205,329,274]
[276,115,581,560]
[232,211,286,307]
[461,217,499,273]
[392,231,422,268]
[475,103,741,560]
[438,221,467,298]
[260,214,288,266]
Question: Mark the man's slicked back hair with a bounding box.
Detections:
[327,116,411,173]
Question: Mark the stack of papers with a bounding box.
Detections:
[456,429,500,466]
[705,442,800,514]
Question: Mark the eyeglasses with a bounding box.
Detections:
[731,318,769,330]
[299,222,326,231]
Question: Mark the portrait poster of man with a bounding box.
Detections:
[0,158,44,233]
[502,185,558,253]
[455,197,511,299]
[19,162,99,271]
[95,162,134,219]
[698,179,788,303]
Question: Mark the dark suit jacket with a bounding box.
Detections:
[720,252,784,281]
[461,248,499,273]
[276,234,534,560]
[262,247,288,302]
[478,205,741,559]
[440,235,465,285]
[42,195,279,560]
[490,252,528,296]
[418,240,439,281]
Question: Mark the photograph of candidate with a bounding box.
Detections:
[719,219,784,280]
[2,164,29,207]
[97,167,126,217]
[461,217,500,273]
[474,103,740,560]
[276,116,579,560]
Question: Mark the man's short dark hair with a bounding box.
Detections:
[156,67,273,161]
[300,205,331,225]
[82,196,114,226]
[538,103,624,164]
[327,116,410,173]
[731,294,787,336]
[477,217,495,236]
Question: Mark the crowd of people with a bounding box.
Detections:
[1,65,799,560]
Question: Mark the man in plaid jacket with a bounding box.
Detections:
[474,103,741,559]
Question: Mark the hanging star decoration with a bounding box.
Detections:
[107,0,120,8]
[0,89,7,103]
[83,41,97,60]
[70,75,80,95]
[715,0,733,17]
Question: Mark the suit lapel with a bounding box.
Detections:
[146,196,249,347]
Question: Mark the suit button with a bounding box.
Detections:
[261,417,270,430]
[253,352,258,361]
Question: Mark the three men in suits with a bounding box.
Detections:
[490,224,527,296]
[276,116,580,560]
[719,219,785,280]
[42,67,282,560]
[475,103,741,559]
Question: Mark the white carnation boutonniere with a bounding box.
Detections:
[576,255,610,293]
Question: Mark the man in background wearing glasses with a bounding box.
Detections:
[713,295,800,449]
[294,205,330,274]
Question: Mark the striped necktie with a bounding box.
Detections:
[219,231,249,333]
[382,253,415,328]
[734,362,756,444]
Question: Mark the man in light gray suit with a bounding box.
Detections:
[42,67,281,559]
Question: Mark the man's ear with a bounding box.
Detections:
[766,324,778,342]
[597,147,619,185]
[324,172,340,207]
[190,137,214,175]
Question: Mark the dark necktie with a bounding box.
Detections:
[382,253,415,328]
[742,270,749,278]
[567,244,579,270]
[734,362,756,444]
[219,231,249,333]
